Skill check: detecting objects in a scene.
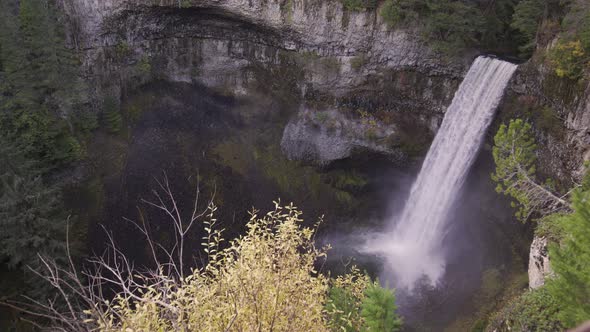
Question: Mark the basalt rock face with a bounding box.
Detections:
[528,236,554,289]
[499,49,590,294]
[62,0,467,163]
[281,108,404,165]
[500,61,590,185]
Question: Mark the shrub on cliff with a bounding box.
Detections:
[548,1,590,80]
[102,96,123,133]
[380,0,424,27]
[549,40,588,80]
[487,288,564,332]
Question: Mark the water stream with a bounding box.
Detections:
[363,56,518,289]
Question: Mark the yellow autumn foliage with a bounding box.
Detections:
[550,40,588,80]
[88,203,368,332]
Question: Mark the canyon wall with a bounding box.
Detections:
[62,0,470,164]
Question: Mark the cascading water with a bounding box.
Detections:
[363,56,518,289]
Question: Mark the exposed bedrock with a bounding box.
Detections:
[528,236,554,289]
[280,108,404,165]
[62,0,468,163]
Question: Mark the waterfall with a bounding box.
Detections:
[363,56,518,289]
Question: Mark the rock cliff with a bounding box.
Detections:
[61,0,468,164]
[528,236,554,289]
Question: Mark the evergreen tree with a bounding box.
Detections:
[424,0,486,52]
[492,119,568,221]
[0,0,87,166]
[547,189,590,327]
[0,135,67,289]
[479,0,519,51]
[361,282,402,332]
[511,0,545,55]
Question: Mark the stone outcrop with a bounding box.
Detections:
[528,236,554,289]
[281,107,403,165]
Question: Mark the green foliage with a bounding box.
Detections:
[0,136,67,293]
[580,11,590,50]
[581,162,590,192]
[325,268,370,332]
[535,106,563,137]
[102,96,123,133]
[73,109,99,135]
[489,288,564,331]
[546,189,590,327]
[314,112,330,123]
[115,41,131,59]
[326,287,361,332]
[511,0,545,56]
[549,39,588,80]
[380,0,424,28]
[492,119,538,221]
[535,212,567,242]
[380,0,523,54]
[361,282,402,332]
[380,0,403,27]
[326,270,401,332]
[548,2,590,79]
[424,0,485,53]
[350,54,366,71]
[341,0,378,11]
[136,55,152,75]
[0,0,87,166]
[479,269,503,301]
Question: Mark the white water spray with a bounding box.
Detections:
[363,56,518,289]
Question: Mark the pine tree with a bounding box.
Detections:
[361,282,402,332]
[547,189,590,327]
[511,0,545,55]
[0,136,67,286]
[0,0,86,166]
[492,119,568,221]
